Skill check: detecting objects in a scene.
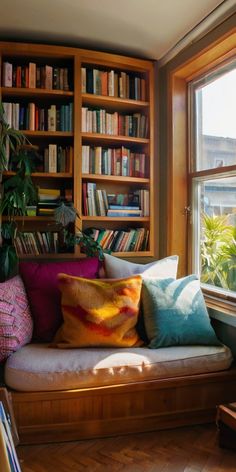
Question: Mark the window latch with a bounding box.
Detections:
[183,206,191,215]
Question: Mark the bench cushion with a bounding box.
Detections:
[4,343,233,392]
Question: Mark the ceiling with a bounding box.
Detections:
[0,0,233,60]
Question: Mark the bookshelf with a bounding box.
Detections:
[0,42,155,259]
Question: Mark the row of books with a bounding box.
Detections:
[2,102,73,132]
[82,183,149,217]
[37,187,73,215]
[81,67,146,101]
[82,145,147,177]
[2,61,71,91]
[14,231,61,255]
[87,227,149,252]
[44,144,73,173]
[82,108,148,138]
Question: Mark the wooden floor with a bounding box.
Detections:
[17,424,236,472]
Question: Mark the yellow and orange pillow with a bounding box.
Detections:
[53,274,142,348]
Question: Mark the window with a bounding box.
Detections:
[189,61,236,296]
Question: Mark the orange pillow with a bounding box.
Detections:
[53,274,143,348]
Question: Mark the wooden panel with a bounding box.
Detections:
[10,367,236,444]
[167,75,188,276]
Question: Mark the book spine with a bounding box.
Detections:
[2,62,12,87]
[48,144,57,173]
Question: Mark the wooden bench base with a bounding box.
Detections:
[10,367,236,444]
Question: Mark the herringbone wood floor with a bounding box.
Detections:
[17,424,236,472]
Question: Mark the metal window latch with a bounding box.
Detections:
[183,206,191,215]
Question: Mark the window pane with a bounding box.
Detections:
[194,66,236,171]
[198,177,236,292]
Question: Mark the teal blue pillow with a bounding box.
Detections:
[142,275,220,348]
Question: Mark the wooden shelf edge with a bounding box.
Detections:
[22,131,73,137]
[112,251,152,257]
[81,216,150,222]
[18,253,76,259]
[82,174,149,183]
[82,93,149,107]
[1,87,74,97]
[3,171,73,178]
[81,133,149,144]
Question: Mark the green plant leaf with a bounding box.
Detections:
[0,245,18,282]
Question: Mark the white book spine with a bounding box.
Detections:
[3,62,12,87]
[48,144,57,173]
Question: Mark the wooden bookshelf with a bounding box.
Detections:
[0,41,155,258]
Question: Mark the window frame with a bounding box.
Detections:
[165,26,236,313]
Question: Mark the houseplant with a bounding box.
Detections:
[0,102,38,281]
[201,213,236,291]
[54,201,106,261]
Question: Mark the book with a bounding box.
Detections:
[48,144,57,173]
[0,401,21,472]
[81,67,86,93]
[29,102,35,130]
[48,105,57,131]
[45,65,53,89]
[2,62,12,87]
[29,62,36,88]
[107,208,142,217]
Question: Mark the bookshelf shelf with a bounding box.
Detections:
[81,216,150,222]
[114,251,152,257]
[18,253,77,260]
[82,174,150,184]
[2,215,57,222]
[4,171,73,178]
[82,93,149,111]
[1,87,74,98]
[22,131,74,138]
[81,132,149,145]
[1,41,155,258]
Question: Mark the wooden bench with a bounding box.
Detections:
[9,365,236,445]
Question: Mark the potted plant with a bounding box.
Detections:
[54,201,106,261]
[0,102,37,281]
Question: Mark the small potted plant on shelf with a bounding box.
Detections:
[0,102,38,281]
[54,201,106,261]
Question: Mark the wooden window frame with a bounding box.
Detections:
[165,26,236,311]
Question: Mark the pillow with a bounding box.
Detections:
[53,274,143,348]
[0,275,33,362]
[19,258,101,342]
[103,254,179,279]
[142,275,220,348]
[103,254,179,343]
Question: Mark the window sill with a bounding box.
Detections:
[209,309,236,328]
[203,287,236,327]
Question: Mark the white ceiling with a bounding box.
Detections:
[0,0,233,60]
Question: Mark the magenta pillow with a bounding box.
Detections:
[0,275,33,362]
[19,258,101,342]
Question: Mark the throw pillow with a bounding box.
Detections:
[103,254,179,343]
[19,258,101,342]
[103,254,179,279]
[0,275,33,362]
[53,274,143,348]
[142,275,220,348]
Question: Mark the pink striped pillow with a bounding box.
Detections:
[0,275,33,362]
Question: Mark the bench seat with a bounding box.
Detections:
[5,343,233,392]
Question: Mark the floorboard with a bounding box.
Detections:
[17,424,236,472]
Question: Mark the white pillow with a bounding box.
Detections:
[104,254,179,279]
